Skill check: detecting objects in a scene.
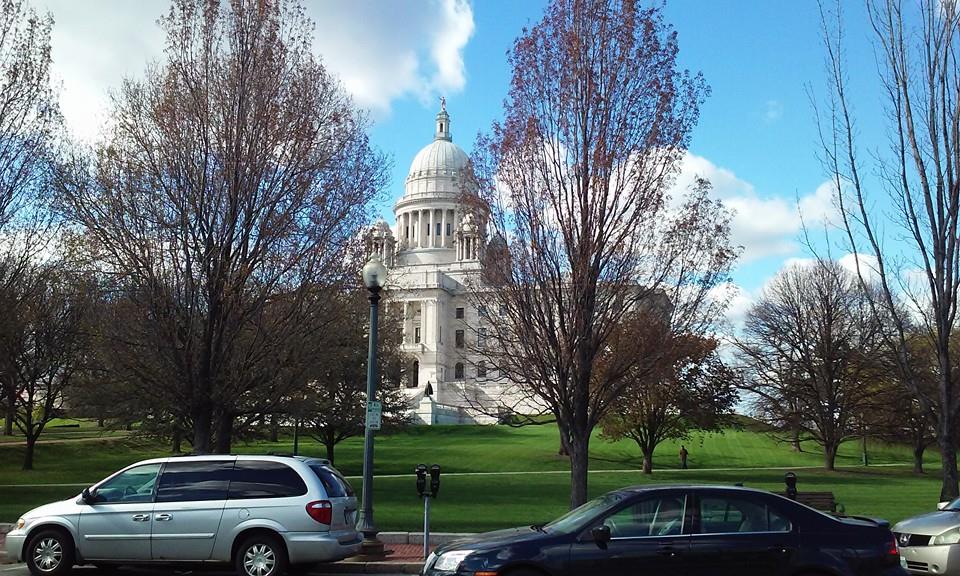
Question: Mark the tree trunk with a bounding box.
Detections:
[940,426,959,501]
[4,401,13,436]
[790,428,801,452]
[269,415,279,442]
[823,441,838,471]
[324,440,335,465]
[192,401,212,454]
[97,417,104,428]
[214,413,233,454]
[568,435,590,509]
[171,429,182,454]
[914,445,925,474]
[23,435,36,470]
[642,449,653,474]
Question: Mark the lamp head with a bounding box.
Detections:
[362,255,388,290]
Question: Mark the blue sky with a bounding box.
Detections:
[36,0,890,326]
[363,0,888,323]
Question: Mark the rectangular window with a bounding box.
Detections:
[478,328,486,349]
[229,461,307,499]
[405,225,410,238]
[415,327,421,344]
[435,222,441,236]
[455,362,464,379]
[446,222,452,235]
[477,361,487,378]
[157,460,233,502]
[455,307,464,319]
[455,329,464,348]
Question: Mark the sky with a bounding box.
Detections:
[32,0,889,330]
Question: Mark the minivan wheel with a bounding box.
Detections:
[25,529,75,576]
[235,534,288,576]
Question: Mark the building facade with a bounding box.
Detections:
[366,104,516,425]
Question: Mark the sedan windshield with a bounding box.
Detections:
[543,493,625,534]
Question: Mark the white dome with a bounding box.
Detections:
[407,139,469,179]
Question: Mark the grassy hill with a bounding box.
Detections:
[0,420,946,530]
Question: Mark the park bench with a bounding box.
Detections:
[779,491,837,513]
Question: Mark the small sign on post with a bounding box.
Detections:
[366,400,382,430]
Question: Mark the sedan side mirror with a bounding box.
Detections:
[591,525,611,549]
[938,501,951,511]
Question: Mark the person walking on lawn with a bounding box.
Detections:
[679,445,689,469]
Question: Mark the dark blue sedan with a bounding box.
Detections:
[422,485,906,576]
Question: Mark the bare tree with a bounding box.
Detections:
[735,260,886,470]
[818,0,960,498]
[467,0,733,507]
[600,328,738,474]
[303,290,410,465]
[56,0,387,453]
[0,0,59,436]
[0,263,95,469]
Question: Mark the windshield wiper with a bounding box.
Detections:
[530,523,546,532]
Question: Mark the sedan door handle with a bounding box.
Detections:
[767,546,791,554]
[132,514,150,522]
[155,513,172,521]
[657,545,678,557]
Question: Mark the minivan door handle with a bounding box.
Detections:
[132,514,150,522]
[155,513,172,521]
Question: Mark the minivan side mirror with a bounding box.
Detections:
[81,487,98,504]
[938,501,951,511]
[592,525,611,549]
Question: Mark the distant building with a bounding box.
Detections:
[365,104,521,425]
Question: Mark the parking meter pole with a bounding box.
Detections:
[423,495,431,560]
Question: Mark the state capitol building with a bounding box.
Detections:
[365,103,525,425]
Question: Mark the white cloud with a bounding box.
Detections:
[670,152,838,263]
[763,99,783,123]
[837,252,881,283]
[306,0,474,116]
[36,0,475,142]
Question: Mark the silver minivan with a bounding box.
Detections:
[5,455,361,576]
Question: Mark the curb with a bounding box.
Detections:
[377,532,472,545]
[313,562,423,574]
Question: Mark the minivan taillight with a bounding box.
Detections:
[306,500,332,524]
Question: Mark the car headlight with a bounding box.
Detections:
[433,549,474,572]
[933,527,960,545]
[15,517,25,530]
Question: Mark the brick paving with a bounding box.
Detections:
[382,542,435,562]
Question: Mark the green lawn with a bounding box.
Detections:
[0,422,946,530]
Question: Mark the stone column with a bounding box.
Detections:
[429,209,435,248]
[441,209,447,248]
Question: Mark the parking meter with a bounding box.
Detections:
[416,464,428,497]
[430,465,441,498]
[784,472,798,500]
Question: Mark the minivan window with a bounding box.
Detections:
[229,460,307,499]
[156,460,234,502]
[95,463,161,503]
[311,465,355,497]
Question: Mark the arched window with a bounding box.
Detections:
[477,361,487,378]
[454,362,464,379]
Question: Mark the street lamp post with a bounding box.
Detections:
[357,255,388,559]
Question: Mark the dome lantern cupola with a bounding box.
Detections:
[435,96,451,142]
